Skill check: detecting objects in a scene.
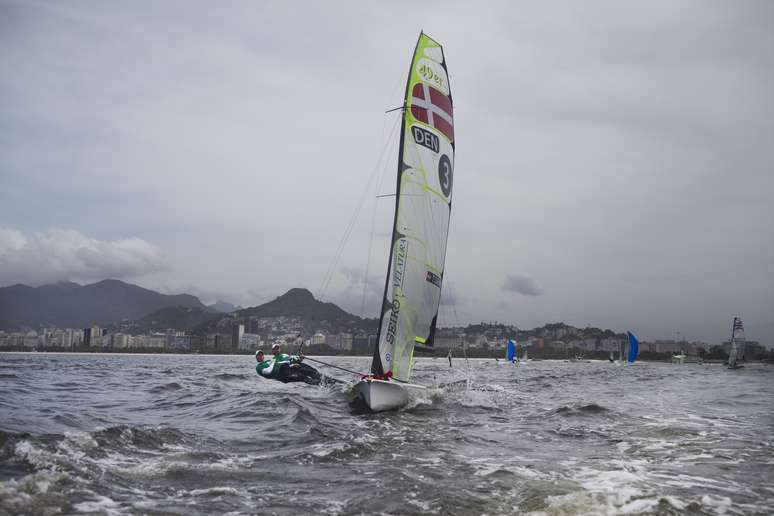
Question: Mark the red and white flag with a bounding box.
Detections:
[411,83,454,143]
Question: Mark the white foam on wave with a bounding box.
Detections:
[443,384,507,409]
[109,451,256,479]
[14,430,103,473]
[0,471,69,513]
[468,456,549,481]
[321,498,348,515]
[306,441,349,457]
[72,495,121,515]
[406,495,433,513]
[186,486,242,497]
[651,471,742,494]
[700,494,733,513]
[14,440,54,471]
[539,490,691,516]
[405,389,436,410]
[573,463,645,506]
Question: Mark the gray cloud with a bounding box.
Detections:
[0,2,772,345]
[502,275,543,297]
[0,227,167,286]
[323,266,384,318]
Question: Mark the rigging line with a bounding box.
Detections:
[302,356,365,377]
[318,164,379,300]
[359,131,393,318]
[317,114,401,300]
[359,196,377,318]
[445,280,471,380]
[325,114,400,299]
[320,114,400,301]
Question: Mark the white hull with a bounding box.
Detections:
[351,379,425,412]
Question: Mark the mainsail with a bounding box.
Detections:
[506,339,516,362]
[728,317,745,368]
[627,331,639,364]
[371,33,455,382]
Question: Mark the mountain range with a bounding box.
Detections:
[193,288,378,335]
[0,280,207,329]
[0,280,373,333]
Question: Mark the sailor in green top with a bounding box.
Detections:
[254,345,324,385]
[255,350,281,379]
[270,343,301,368]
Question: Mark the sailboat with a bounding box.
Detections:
[727,316,746,369]
[627,331,639,364]
[351,32,455,412]
[506,339,516,363]
[671,350,687,364]
[614,339,625,365]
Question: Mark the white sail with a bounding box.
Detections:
[728,317,746,368]
[370,33,455,383]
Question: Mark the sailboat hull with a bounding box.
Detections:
[351,379,424,412]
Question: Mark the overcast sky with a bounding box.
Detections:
[2,1,773,345]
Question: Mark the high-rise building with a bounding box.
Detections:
[231,324,244,349]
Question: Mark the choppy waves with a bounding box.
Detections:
[1,354,773,514]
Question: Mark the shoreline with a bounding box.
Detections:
[1,350,759,365]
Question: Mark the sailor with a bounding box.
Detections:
[270,343,301,366]
[255,346,324,385]
[255,350,279,379]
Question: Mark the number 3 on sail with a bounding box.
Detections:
[438,154,452,197]
[351,32,455,412]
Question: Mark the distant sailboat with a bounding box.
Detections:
[627,331,639,364]
[727,317,746,370]
[506,339,516,363]
[612,337,627,365]
[351,32,455,412]
[615,339,625,365]
[671,351,686,364]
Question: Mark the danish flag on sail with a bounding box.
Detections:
[411,83,454,143]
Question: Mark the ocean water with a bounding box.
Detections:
[1,353,772,515]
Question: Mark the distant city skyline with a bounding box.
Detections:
[1,2,772,346]
[0,278,769,348]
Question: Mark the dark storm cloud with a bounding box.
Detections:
[502,275,543,297]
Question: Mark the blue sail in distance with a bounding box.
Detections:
[506,339,516,362]
[627,331,639,363]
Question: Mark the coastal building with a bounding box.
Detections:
[239,333,261,351]
[231,324,244,348]
[215,333,232,351]
[326,333,353,351]
[112,333,128,349]
[352,333,374,353]
[169,335,193,351]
